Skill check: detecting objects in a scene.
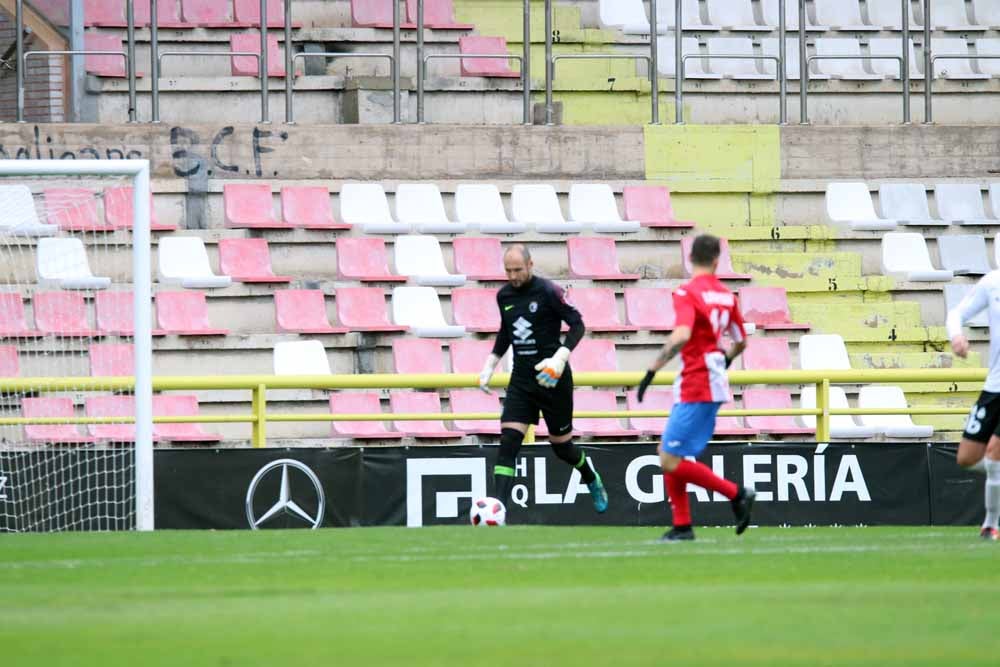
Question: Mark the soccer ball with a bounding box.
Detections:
[469,497,506,527]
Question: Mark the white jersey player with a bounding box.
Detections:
[946,271,1000,540]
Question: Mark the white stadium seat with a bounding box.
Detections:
[935,183,998,226]
[880,232,954,282]
[945,284,988,328]
[340,183,410,234]
[36,237,111,290]
[705,0,768,31]
[656,36,722,79]
[391,286,466,338]
[879,183,948,226]
[762,0,826,30]
[991,184,1000,220]
[157,237,232,289]
[974,0,1000,30]
[655,0,717,31]
[798,333,851,371]
[511,184,582,234]
[0,185,56,236]
[598,0,656,35]
[395,183,467,235]
[868,38,922,79]
[930,0,988,31]
[937,234,992,276]
[800,386,879,439]
[568,184,640,233]
[454,184,526,234]
[393,235,466,287]
[762,38,824,80]
[706,37,771,80]
[932,38,989,79]
[867,0,922,30]
[977,39,1000,77]
[857,386,934,439]
[273,340,332,375]
[814,39,882,80]
[813,0,879,31]
[825,182,896,231]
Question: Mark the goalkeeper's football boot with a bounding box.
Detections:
[588,474,609,513]
[980,527,999,541]
[660,526,695,542]
[731,486,756,535]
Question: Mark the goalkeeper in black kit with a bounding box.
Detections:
[478,244,609,516]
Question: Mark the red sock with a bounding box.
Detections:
[663,472,691,526]
[673,459,738,501]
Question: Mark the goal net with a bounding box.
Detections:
[0,160,153,532]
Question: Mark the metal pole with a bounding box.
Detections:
[417,0,425,122]
[545,0,553,124]
[649,0,659,124]
[778,0,786,124]
[127,0,137,122]
[522,0,531,124]
[16,0,23,122]
[151,0,160,121]
[924,0,932,123]
[70,0,84,122]
[393,0,401,122]
[260,0,269,122]
[799,0,808,124]
[902,0,910,123]
[674,0,682,123]
[284,0,293,123]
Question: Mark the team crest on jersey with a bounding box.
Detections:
[529,301,538,313]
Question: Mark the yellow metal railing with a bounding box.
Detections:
[0,368,983,447]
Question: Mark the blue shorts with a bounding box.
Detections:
[660,401,722,458]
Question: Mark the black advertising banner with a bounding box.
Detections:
[927,444,985,526]
[153,443,962,530]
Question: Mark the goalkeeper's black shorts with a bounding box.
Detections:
[500,367,574,437]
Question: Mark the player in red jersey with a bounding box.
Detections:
[636,234,756,541]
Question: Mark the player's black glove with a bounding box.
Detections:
[725,354,734,369]
[636,370,656,403]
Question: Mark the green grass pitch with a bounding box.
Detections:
[2,526,996,667]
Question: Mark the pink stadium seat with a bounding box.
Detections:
[743,388,814,435]
[87,0,189,27]
[182,0,233,26]
[458,36,520,77]
[23,397,95,443]
[393,338,445,373]
[280,186,348,230]
[624,287,675,331]
[572,390,640,436]
[0,346,18,376]
[44,188,107,231]
[566,287,638,332]
[89,343,135,377]
[234,0,300,27]
[742,336,791,370]
[152,394,222,442]
[567,238,640,280]
[156,291,229,335]
[95,291,166,336]
[626,389,673,435]
[231,33,286,77]
[447,390,501,434]
[406,0,473,28]
[222,183,289,228]
[336,238,405,282]
[329,392,402,439]
[335,287,408,332]
[716,402,758,437]
[571,339,618,372]
[104,186,175,231]
[218,238,292,283]
[680,236,751,280]
[450,288,500,333]
[85,395,137,442]
[739,286,809,331]
[449,339,495,373]
[0,293,43,338]
[390,391,461,438]
[34,291,98,337]
[274,289,348,334]
[84,33,131,78]
[622,186,695,228]
[85,0,127,26]
[452,237,506,281]
[351,0,417,28]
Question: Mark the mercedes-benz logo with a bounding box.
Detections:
[245,459,326,530]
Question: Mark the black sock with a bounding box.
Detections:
[494,471,515,505]
[552,440,596,484]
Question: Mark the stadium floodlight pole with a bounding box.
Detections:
[15,0,23,122]
[649,0,659,124]
[151,0,160,122]
[260,0,270,123]
[545,0,553,125]
[901,0,910,124]
[284,0,293,123]
[393,0,401,123]
[417,0,425,123]
[522,0,531,125]
[798,0,808,124]
[778,0,786,124]
[924,0,933,123]
[674,0,682,124]
[127,0,137,122]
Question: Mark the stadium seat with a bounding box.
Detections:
[95,291,165,336]
[454,185,525,234]
[222,183,288,228]
[974,0,1000,29]
[868,38,923,79]
[406,0,472,29]
[705,0,768,31]
[656,36,721,79]
[392,338,445,374]
[234,0,297,27]
[273,339,331,375]
[572,391,640,437]
[391,286,465,338]
[0,185,55,236]
[798,333,851,370]
[273,290,348,334]
[738,287,809,330]
[880,232,954,282]
[878,183,948,226]
[23,397,95,443]
[218,238,292,284]
[625,389,673,435]
[742,336,792,371]
[157,237,232,289]
[35,237,112,290]
[716,402,759,437]
[568,184,641,233]
[395,184,466,235]
[87,0,189,28]
[84,0,129,25]
[932,38,989,79]
[44,188,108,231]
[825,182,897,231]
[89,343,135,377]
[511,185,583,234]
[0,345,18,376]
[935,183,997,225]
[742,389,814,435]
[654,0,717,31]
[992,184,1000,220]
[867,0,922,29]
[329,392,403,439]
[624,287,675,331]
[706,37,771,80]
[393,235,466,287]
[857,386,935,438]
[336,237,405,282]
[571,339,618,373]
[937,235,991,276]
[156,291,229,335]
[976,39,1000,77]
[452,237,507,281]
[280,186,348,230]
[680,236,751,280]
[150,0,190,27]
[447,390,502,434]
[85,395,137,442]
[390,391,461,438]
[762,0,826,30]
[814,39,882,79]
[34,291,98,337]
[622,186,694,228]
[450,287,500,333]
[813,0,879,30]
[567,237,640,280]
[182,0,233,25]
[0,293,42,338]
[458,36,521,78]
[339,183,409,234]
[799,386,879,439]
[599,0,655,34]
[84,33,130,77]
[335,287,408,332]
[104,186,175,231]
[449,338,503,374]
[930,0,988,31]
[350,0,417,28]
[944,284,988,327]
[152,394,222,442]
[762,38,820,80]
[566,287,638,332]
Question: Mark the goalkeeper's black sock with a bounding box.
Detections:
[552,440,596,484]
[494,469,515,504]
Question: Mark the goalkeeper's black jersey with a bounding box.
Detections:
[491,276,585,376]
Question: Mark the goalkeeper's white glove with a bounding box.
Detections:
[534,347,571,389]
[479,354,501,393]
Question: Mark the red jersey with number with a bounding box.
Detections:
[672,274,747,403]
